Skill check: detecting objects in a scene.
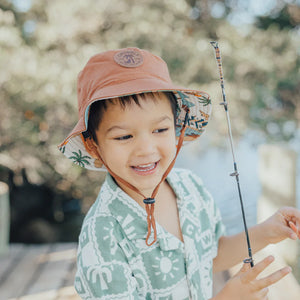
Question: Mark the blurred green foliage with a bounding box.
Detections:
[0,0,299,209]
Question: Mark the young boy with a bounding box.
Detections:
[58,47,300,299]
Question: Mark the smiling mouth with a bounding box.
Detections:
[131,161,159,173]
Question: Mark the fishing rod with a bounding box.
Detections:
[210,41,254,267]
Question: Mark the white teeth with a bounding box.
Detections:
[133,162,156,172]
[137,163,153,168]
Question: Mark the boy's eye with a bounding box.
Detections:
[154,128,169,133]
[114,135,132,141]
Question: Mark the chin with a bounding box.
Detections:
[133,178,161,195]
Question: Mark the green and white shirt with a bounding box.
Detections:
[75,168,225,300]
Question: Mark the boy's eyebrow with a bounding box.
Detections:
[105,125,129,135]
[105,115,173,135]
[154,115,173,124]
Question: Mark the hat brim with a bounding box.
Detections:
[58,80,211,171]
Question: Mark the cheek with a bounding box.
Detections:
[98,142,119,163]
[161,134,177,156]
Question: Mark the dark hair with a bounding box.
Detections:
[87,92,178,144]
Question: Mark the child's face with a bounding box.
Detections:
[95,93,176,197]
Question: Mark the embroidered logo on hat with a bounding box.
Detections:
[114,49,144,68]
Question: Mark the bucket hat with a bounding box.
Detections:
[58,47,212,171]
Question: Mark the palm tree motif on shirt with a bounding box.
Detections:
[152,251,180,281]
[87,266,113,290]
[69,150,91,167]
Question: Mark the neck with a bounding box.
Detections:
[114,177,170,208]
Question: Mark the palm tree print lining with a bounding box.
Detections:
[70,149,91,167]
[197,96,211,106]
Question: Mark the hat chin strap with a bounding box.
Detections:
[83,110,189,246]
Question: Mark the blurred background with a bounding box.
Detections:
[0,0,299,258]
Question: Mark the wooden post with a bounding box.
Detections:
[0,182,9,256]
[257,144,299,280]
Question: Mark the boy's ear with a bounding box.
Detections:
[81,134,104,168]
[91,141,104,168]
[89,138,98,152]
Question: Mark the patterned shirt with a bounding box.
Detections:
[74,168,225,300]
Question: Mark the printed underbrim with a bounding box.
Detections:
[58,90,211,171]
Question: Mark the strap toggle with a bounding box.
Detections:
[143,198,156,205]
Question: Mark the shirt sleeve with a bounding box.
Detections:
[74,215,141,300]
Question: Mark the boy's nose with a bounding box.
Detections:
[134,134,156,157]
